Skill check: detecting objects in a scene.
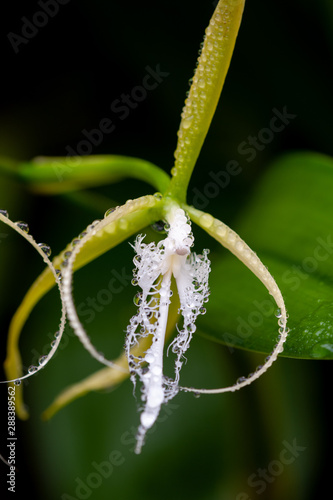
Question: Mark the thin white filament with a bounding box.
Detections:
[0,211,66,384]
[179,206,289,395]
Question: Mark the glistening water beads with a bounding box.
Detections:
[0,210,66,390]
[125,207,210,453]
[1,1,289,452]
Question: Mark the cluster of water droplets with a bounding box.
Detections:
[0,208,66,385]
[59,195,162,373]
[125,234,171,387]
[173,2,232,177]
[167,249,211,390]
[176,207,290,396]
[125,207,212,451]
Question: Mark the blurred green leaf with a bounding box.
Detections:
[197,152,333,359]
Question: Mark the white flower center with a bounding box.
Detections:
[125,207,210,453]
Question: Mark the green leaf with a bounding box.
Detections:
[197,152,333,359]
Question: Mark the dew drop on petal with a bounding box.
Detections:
[0,209,9,218]
[145,353,155,364]
[38,355,47,365]
[15,221,29,233]
[104,207,116,218]
[71,238,80,247]
[38,243,52,257]
[133,292,143,306]
[55,269,62,280]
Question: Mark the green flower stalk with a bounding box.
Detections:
[1,0,288,453]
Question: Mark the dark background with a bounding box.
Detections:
[1,1,332,499]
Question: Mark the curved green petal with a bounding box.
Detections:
[1,155,170,195]
[167,0,245,202]
[185,204,286,315]
[4,194,164,417]
[180,203,288,395]
[0,212,66,419]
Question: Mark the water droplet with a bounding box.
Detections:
[0,209,9,218]
[186,324,196,333]
[55,269,62,280]
[197,78,205,89]
[145,353,155,363]
[38,355,47,365]
[118,218,128,231]
[131,278,138,286]
[64,251,72,259]
[133,292,143,306]
[14,379,21,386]
[153,192,163,201]
[199,307,206,315]
[60,259,68,268]
[194,392,201,398]
[151,220,167,233]
[199,213,214,229]
[237,376,246,384]
[104,207,116,218]
[54,331,60,338]
[71,238,80,247]
[141,367,150,376]
[15,221,29,233]
[38,243,52,257]
[28,365,37,374]
[152,365,162,375]
[182,116,194,129]
[51,340,57,348]
[134,255,142,265]
[79,231,87,239]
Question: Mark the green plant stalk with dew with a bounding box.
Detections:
[0,0,288,453]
